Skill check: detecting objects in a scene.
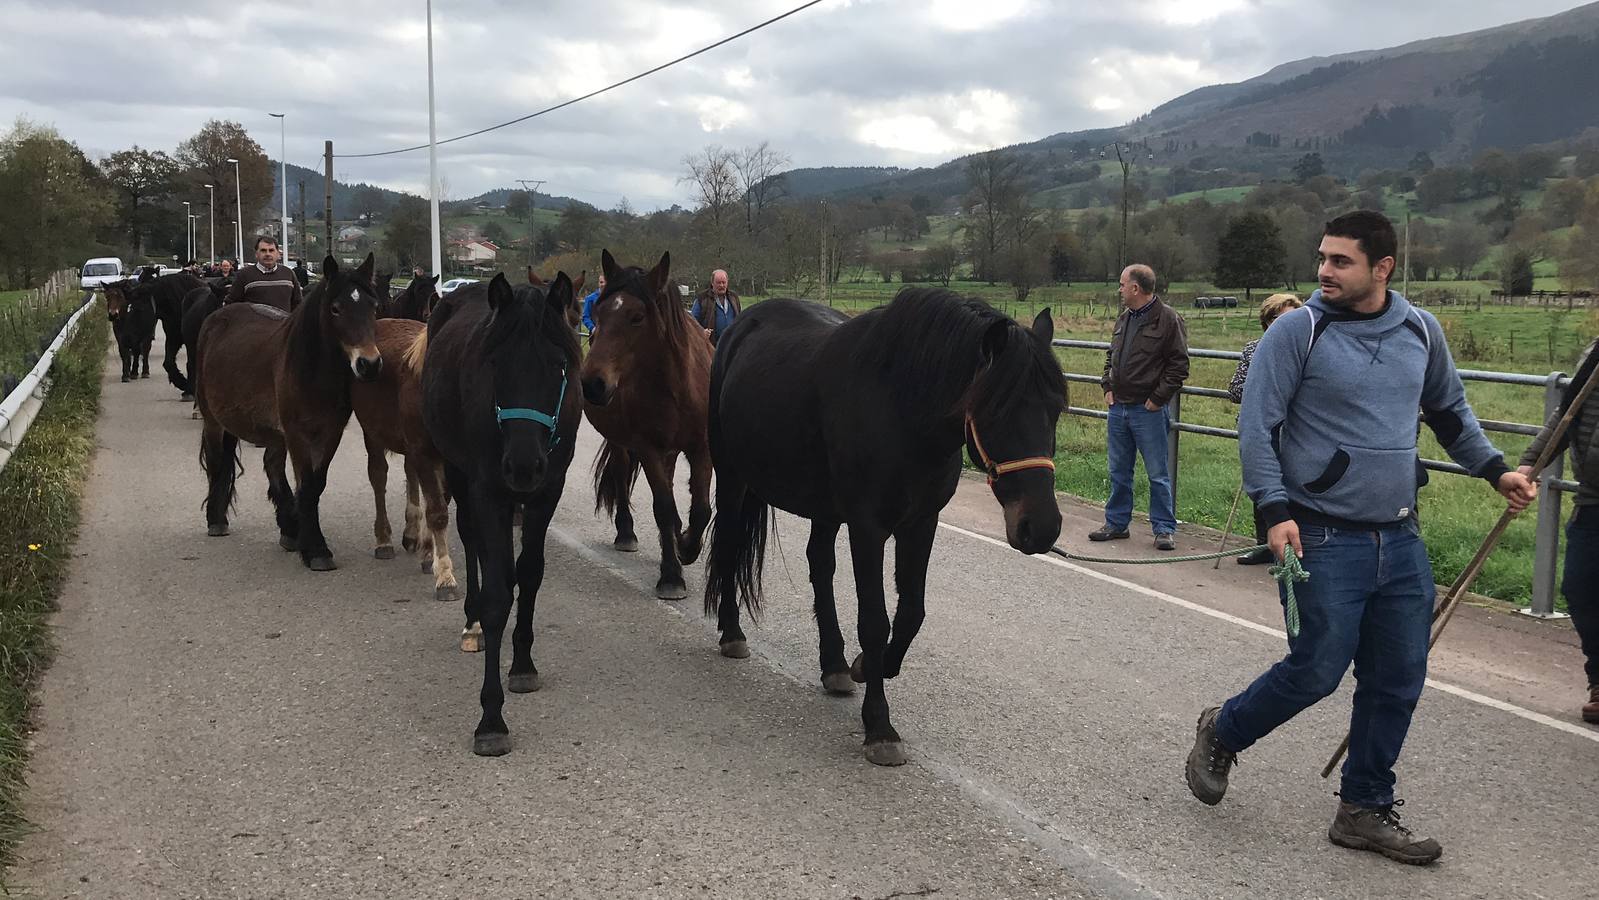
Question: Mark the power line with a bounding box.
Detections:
[336,0,827,160]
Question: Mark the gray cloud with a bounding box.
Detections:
[0,0,1585,210]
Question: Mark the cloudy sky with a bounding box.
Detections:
[0,0,1587,210]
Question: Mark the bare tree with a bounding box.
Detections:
[681,146,740,233]
[962,150,1026,284]
[732,141,790,235]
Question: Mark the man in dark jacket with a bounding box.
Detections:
[1094,264,1189,550]
[689,269,740,346]
[227,236,303,312]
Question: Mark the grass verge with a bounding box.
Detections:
[0,308,106,881]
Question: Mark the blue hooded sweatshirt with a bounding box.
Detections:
[1238,289,1508,529]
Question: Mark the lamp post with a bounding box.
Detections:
[182,200,192,262]
[189,214,198,267]
[426,0,442,278]
[226,157,243,261]
[269,113,288,261]
[204,183,215,263]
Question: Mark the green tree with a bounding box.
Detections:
[1543,177,1590,228]
[175,120,272,240]
[1440,221,1489,280]
[1213,211,1286,303]
[1408,151,1435,175]
[557,201,604,250]
[505,190,530,219]
[100,146,178,254]
[0,119,115,288]
[925,242,960,286]
[961,149,1026,284]
[1500,247,1535,296]
[381,195,430,270]
[1293,153,1325,183]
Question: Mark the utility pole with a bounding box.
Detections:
[820,200,830,307]
[323,141,334,261]
[1403,208,1412,299]
[516,179,546,268]
[297,180,308,263]
[1115,143,1132,276]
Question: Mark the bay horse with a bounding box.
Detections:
[420,272,581,756]
[104,279,157,382]
[350,314,458,605]
[704,289,1066,766]
[195,253,383,570]
[379,274,439,322]
[131,268,204,398]
[580,250,712,600]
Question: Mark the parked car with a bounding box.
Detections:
[1194,295,1240,309]
[440,277,479,294]
[80,257,125,290]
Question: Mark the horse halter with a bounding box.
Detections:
[965,414,1056,487]
[495,365,568,449]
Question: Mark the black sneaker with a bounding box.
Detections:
[1089,526,1130,542]
[1236,547,1274,566]
[1184,705,1235,805]
[1328,800,1443,866]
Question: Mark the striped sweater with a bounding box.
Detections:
[226,263,303,312]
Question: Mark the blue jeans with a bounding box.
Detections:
[1563,506,1599,685]
[1105,402,1175,534]
[1215,520,1433,807]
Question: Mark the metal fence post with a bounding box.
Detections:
[1523,371,1570,619]
[1167,391,1181,518]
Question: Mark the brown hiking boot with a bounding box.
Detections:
[1184,706,1235,805]
[1328,800,1443,866]
[1584,685,1599,724]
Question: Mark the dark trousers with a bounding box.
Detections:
[1563,505,1599,685]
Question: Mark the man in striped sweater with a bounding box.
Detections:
[227,236,303,312]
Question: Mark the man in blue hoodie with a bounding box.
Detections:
[580,272,606,335]
[1183,211,1536,865]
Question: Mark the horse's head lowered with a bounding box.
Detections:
[485,271,577,493]
[581,249,687,407]
[317,253,383,381]
[104,279,132,322]
[963,308,1066,555]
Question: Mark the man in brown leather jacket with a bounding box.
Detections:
[690,269,740,346]
[1093,264,1189,550]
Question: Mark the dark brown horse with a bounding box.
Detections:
[350,316,458,606]
[526,267,585,330]
[129,267,204,398]
[704,289,1066,766]
[104,279,157,382]
[379,274,440,322]
[580,250,712,600]
[195,253,383,570]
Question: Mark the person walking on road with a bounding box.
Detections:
[1093,263,1188,551]
[1184,210,1537,865]
[226,236,303,312]
[1228,292,1303,565]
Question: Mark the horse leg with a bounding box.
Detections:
[288,428,344,571]
[883,514,937,680]
[140,334,152,378]
[508,498,557,694]
[117,332,132,382]
[161,312,186,397]
[467,486,517,756]
[640,453,687,600]
[365,433,395,560]
[709,472,753,659]
[846,524,903,766]
[401,456,423,554]
[201,424,237,537]
[449,464,484,651]
[263,442,298,551]
[421,461,458,603]
[809,520,853,694]
[676,445,714,565]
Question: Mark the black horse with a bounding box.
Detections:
[104,279,158,382]
[129,268,204,398]
[380,274,439,322]
[173,279,231,400]
[704,288,1066,766]
[420,272,581,756]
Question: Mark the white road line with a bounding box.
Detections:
[938,521,1599,747]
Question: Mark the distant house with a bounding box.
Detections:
[447,239,499,265]
[336,226,368,253]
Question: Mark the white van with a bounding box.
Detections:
[81,258,125,290]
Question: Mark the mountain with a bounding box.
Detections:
[269,163,579,219]
[779,2,1599,205]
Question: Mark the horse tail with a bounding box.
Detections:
[401,329,428,373]
[702,367,765,618]
[198,424,242,522]
[592,440,640,516]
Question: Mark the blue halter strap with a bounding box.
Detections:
[494,367,568,448]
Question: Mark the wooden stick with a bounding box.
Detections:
[1320,362,1599,779]
[1215,483,1246,570]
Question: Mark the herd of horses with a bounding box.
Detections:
[101,251,1068,765]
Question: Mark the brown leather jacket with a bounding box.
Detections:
[1099,297,1189,407]
[691,288,741,345]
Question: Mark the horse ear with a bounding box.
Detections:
[981,319,1009,362]
[570,269,586,297]
[487,272,512,310]
[355,253,376,284]
[526,266,545,287]
[547,271,574,316]
[138,267,155,284]
[1032,307,1054,344]
[600,249,621,282]
[322,255,340,280]
[646,251,671,297]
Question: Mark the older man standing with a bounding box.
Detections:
[690,269,740,346]
[1094,264,1189,551]
[226,235,303,312]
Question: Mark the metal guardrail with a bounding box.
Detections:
[1054,338,1575,618]
[0,289,96,475]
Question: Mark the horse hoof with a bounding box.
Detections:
[181,392,194,402]
[472,733,512,757]
[850,652,867,684]
[864,740,908,767]
[189,409,202,420]
[120,376,129,383]
[421,558,434,575]
[507,671,542,694]
[373,545,395,560]
[655,579,688,600]
[822,672,856,695]
[279,534,299,552]
[460,629,484,653]
[614,537,639,553]
[435,585,457,603]
[720,639,750,659]
[306,556,337,572]
[402,535,419,553]
[141,372,150,379]
[207,523,229,537]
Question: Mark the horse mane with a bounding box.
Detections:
[492,283,580,372]
[284,275,333,387]
[860,287,1066,422]
[402,330,427,373]
[603,264,697,358]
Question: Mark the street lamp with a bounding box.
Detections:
[269,112,288,262]
[189,214,198,267]
[426,0,442,278]
[182,200,192,262]
[226,157,243,262]
[204,184,215,263]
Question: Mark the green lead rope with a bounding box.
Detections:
[1046,543,1311,638]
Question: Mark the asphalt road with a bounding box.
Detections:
[11,334,1599,899]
